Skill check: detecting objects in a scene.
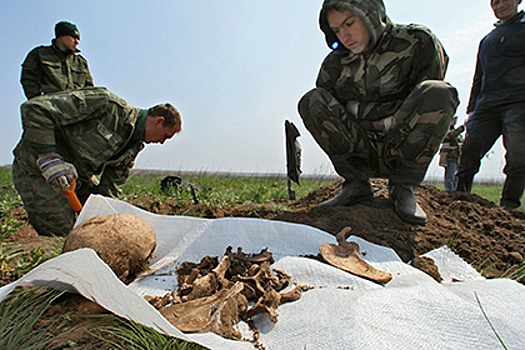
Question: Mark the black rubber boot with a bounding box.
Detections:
[389,184,427,225]
[500,176,525,210]
[456,174,474,192]
[319,180,373,207]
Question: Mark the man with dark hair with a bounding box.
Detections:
[456,0,525,210]
[20,20,94,99]
[12,87,182,236]
[298,0,459,225]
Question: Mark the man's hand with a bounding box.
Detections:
[36,153,78,193]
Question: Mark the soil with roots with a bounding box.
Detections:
[2,178,524,349]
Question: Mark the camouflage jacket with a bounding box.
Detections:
[14,87,145,197]
[20,40,94,99]
[317,0,448,122]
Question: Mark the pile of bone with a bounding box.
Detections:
[145,246,309,342]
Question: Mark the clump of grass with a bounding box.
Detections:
[468,256,525,284]
[1,217,22,237]
[0,171,23,237]
[0,245,45,280]
[500,261,525,283]
[0,230,60,283]
[0,287,67,350]
[0,171,22,213]
[93,317,205,350]
[120,174,161,199]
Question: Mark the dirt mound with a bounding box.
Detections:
[273,179,525,277]
[128,178,525,278]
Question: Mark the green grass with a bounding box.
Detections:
[121,173,332,206]
[0,170,23,237]
[0,287,67,350]
[94,317,204,350]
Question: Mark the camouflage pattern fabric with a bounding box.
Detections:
[439,125,465,165]
[299,0,458,185]
[12,87,144,236]
[299,81,458,185]
[316,26,448,123]
[20,42,93,99]
[12,156,76,236]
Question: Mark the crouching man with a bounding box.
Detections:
[13,87,182,236]
[298,0,459,225]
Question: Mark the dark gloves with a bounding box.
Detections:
[36,153,78,193]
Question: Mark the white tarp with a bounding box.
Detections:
[1,194,524,349]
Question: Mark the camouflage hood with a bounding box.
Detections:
[319,0,388,52]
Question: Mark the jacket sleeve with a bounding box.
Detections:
[316,52,344,96]
[409,28,448,84]
[94,145,142,197]
[466,53,482,114]
[20,48,43,100]
[95,164,129,198]
[82,57,95,87]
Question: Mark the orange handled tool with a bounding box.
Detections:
[62,178,83,212]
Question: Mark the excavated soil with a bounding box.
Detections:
[2,178,524,349]
[126,178,525,277]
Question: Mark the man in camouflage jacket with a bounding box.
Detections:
[298,0,459,224]
[20,21,94,100]
[12,87,182,236]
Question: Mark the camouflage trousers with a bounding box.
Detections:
[12,141,95,236]
[298,80,459,185]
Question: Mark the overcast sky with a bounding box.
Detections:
[1,1,519,181]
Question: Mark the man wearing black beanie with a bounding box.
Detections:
[20,20,94,100]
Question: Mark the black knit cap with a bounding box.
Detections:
[54,21,80,39]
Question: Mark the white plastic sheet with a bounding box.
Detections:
[1,194,524,349]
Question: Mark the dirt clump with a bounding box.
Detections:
[62,213,157,283]
[410,256,443,282]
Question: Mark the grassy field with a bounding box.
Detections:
[0,166,520,349]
